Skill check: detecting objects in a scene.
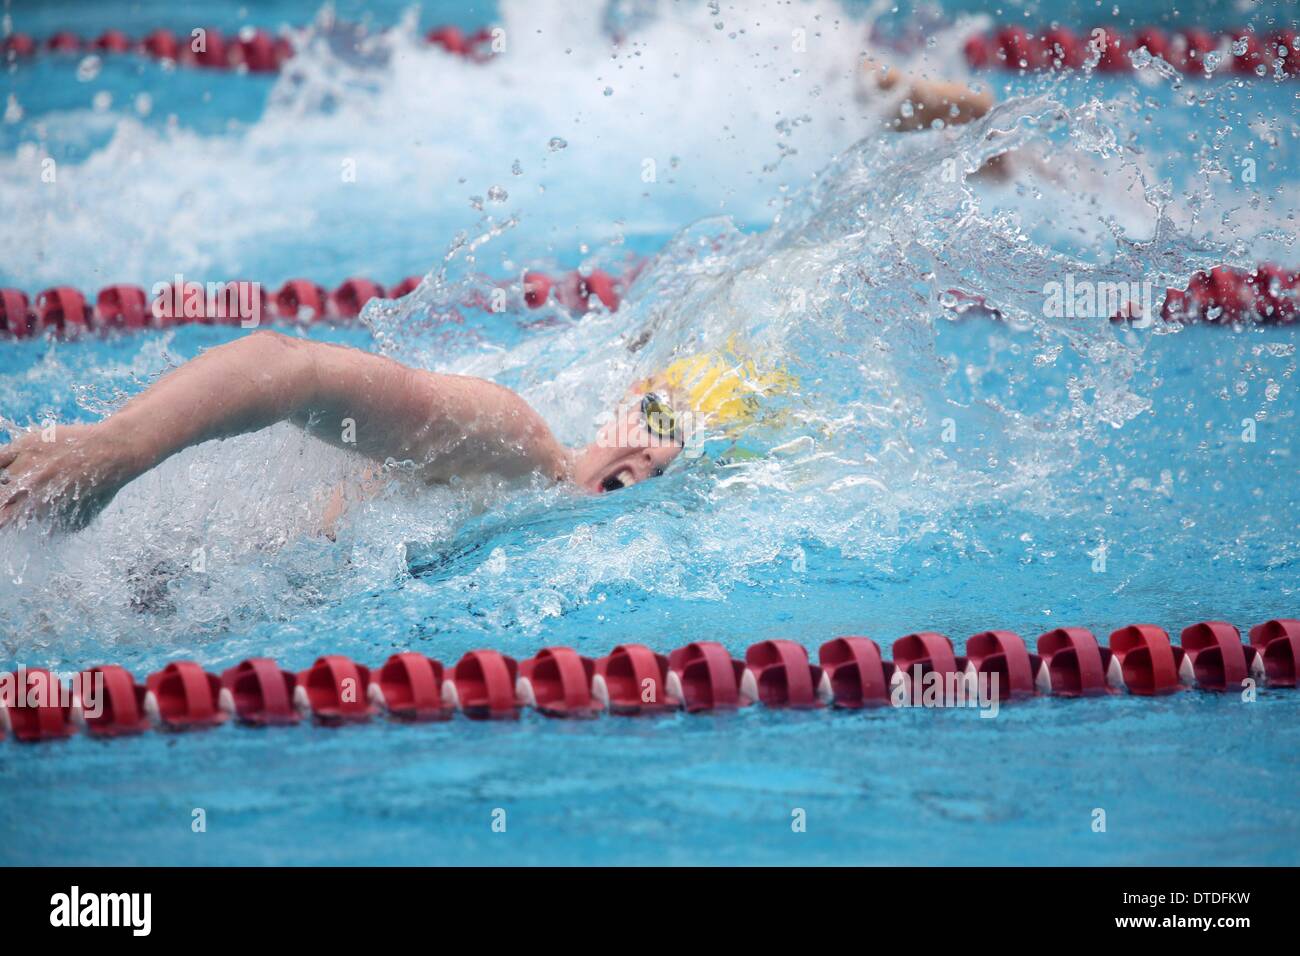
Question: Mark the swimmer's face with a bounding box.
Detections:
[572,391,685,494]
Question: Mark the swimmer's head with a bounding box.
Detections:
[571,389,684,494]
[571,347,796,494]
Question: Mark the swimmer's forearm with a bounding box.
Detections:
[104,331,321,473]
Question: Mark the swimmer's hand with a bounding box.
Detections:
[0,422,147,530]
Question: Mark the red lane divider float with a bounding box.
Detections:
[1249,619,1300,687]
[76,664,151,737]
[0,668,77,741]
[890,631,964,705]
[295,655,377,722]
[744,639,825,708]
[1160,265,1300,324]
[445,650,519,719]
[517,647,602,717]
[965,26,1299,77]
[964,630,1039,701]
[666,641,752,712]
[817,636,894,708]
[5,616,1294,742]
[592,643,678,714]
[0,266,635,339]
[144,661,227,729]
[1179,621,1262,692]
[1108,624,1182,695]
[220,658,299,725]
[1036,627,1114,696]
[2,24,498,73]
[369,652,450,720]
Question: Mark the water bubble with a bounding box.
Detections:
[603,86,614,96]
[511,159,522,175]
[547,136,567,151]
[487,185,508,203]
[92,91,112,112]
[76,56,101,82]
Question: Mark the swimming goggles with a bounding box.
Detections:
[640,393,681,443]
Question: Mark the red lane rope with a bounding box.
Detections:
[0,266,636,339]
[964,26,1299,77]
[1,262,1295,340]
[7,25,1296,78]
[1,618,1295,739]
[1,24,495,73]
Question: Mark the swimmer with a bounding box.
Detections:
[0,332,784,531]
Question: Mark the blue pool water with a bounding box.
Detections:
[1,0,1298,865]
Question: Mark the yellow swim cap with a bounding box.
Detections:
[643,343,797,432]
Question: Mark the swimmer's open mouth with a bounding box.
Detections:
[599,465,665,493]
[600,467,635,493]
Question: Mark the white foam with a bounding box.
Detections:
[0,0,910,288]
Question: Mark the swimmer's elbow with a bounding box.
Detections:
[231,330,323,413]
[241,328,300,356]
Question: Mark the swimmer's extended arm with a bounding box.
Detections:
[863,56,994,131]
[0,331,569,529]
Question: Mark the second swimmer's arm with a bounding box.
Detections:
[864,57,994,131]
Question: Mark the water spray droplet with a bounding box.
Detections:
[76,56,101,82]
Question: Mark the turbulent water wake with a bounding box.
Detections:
[1,0,1295,659]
